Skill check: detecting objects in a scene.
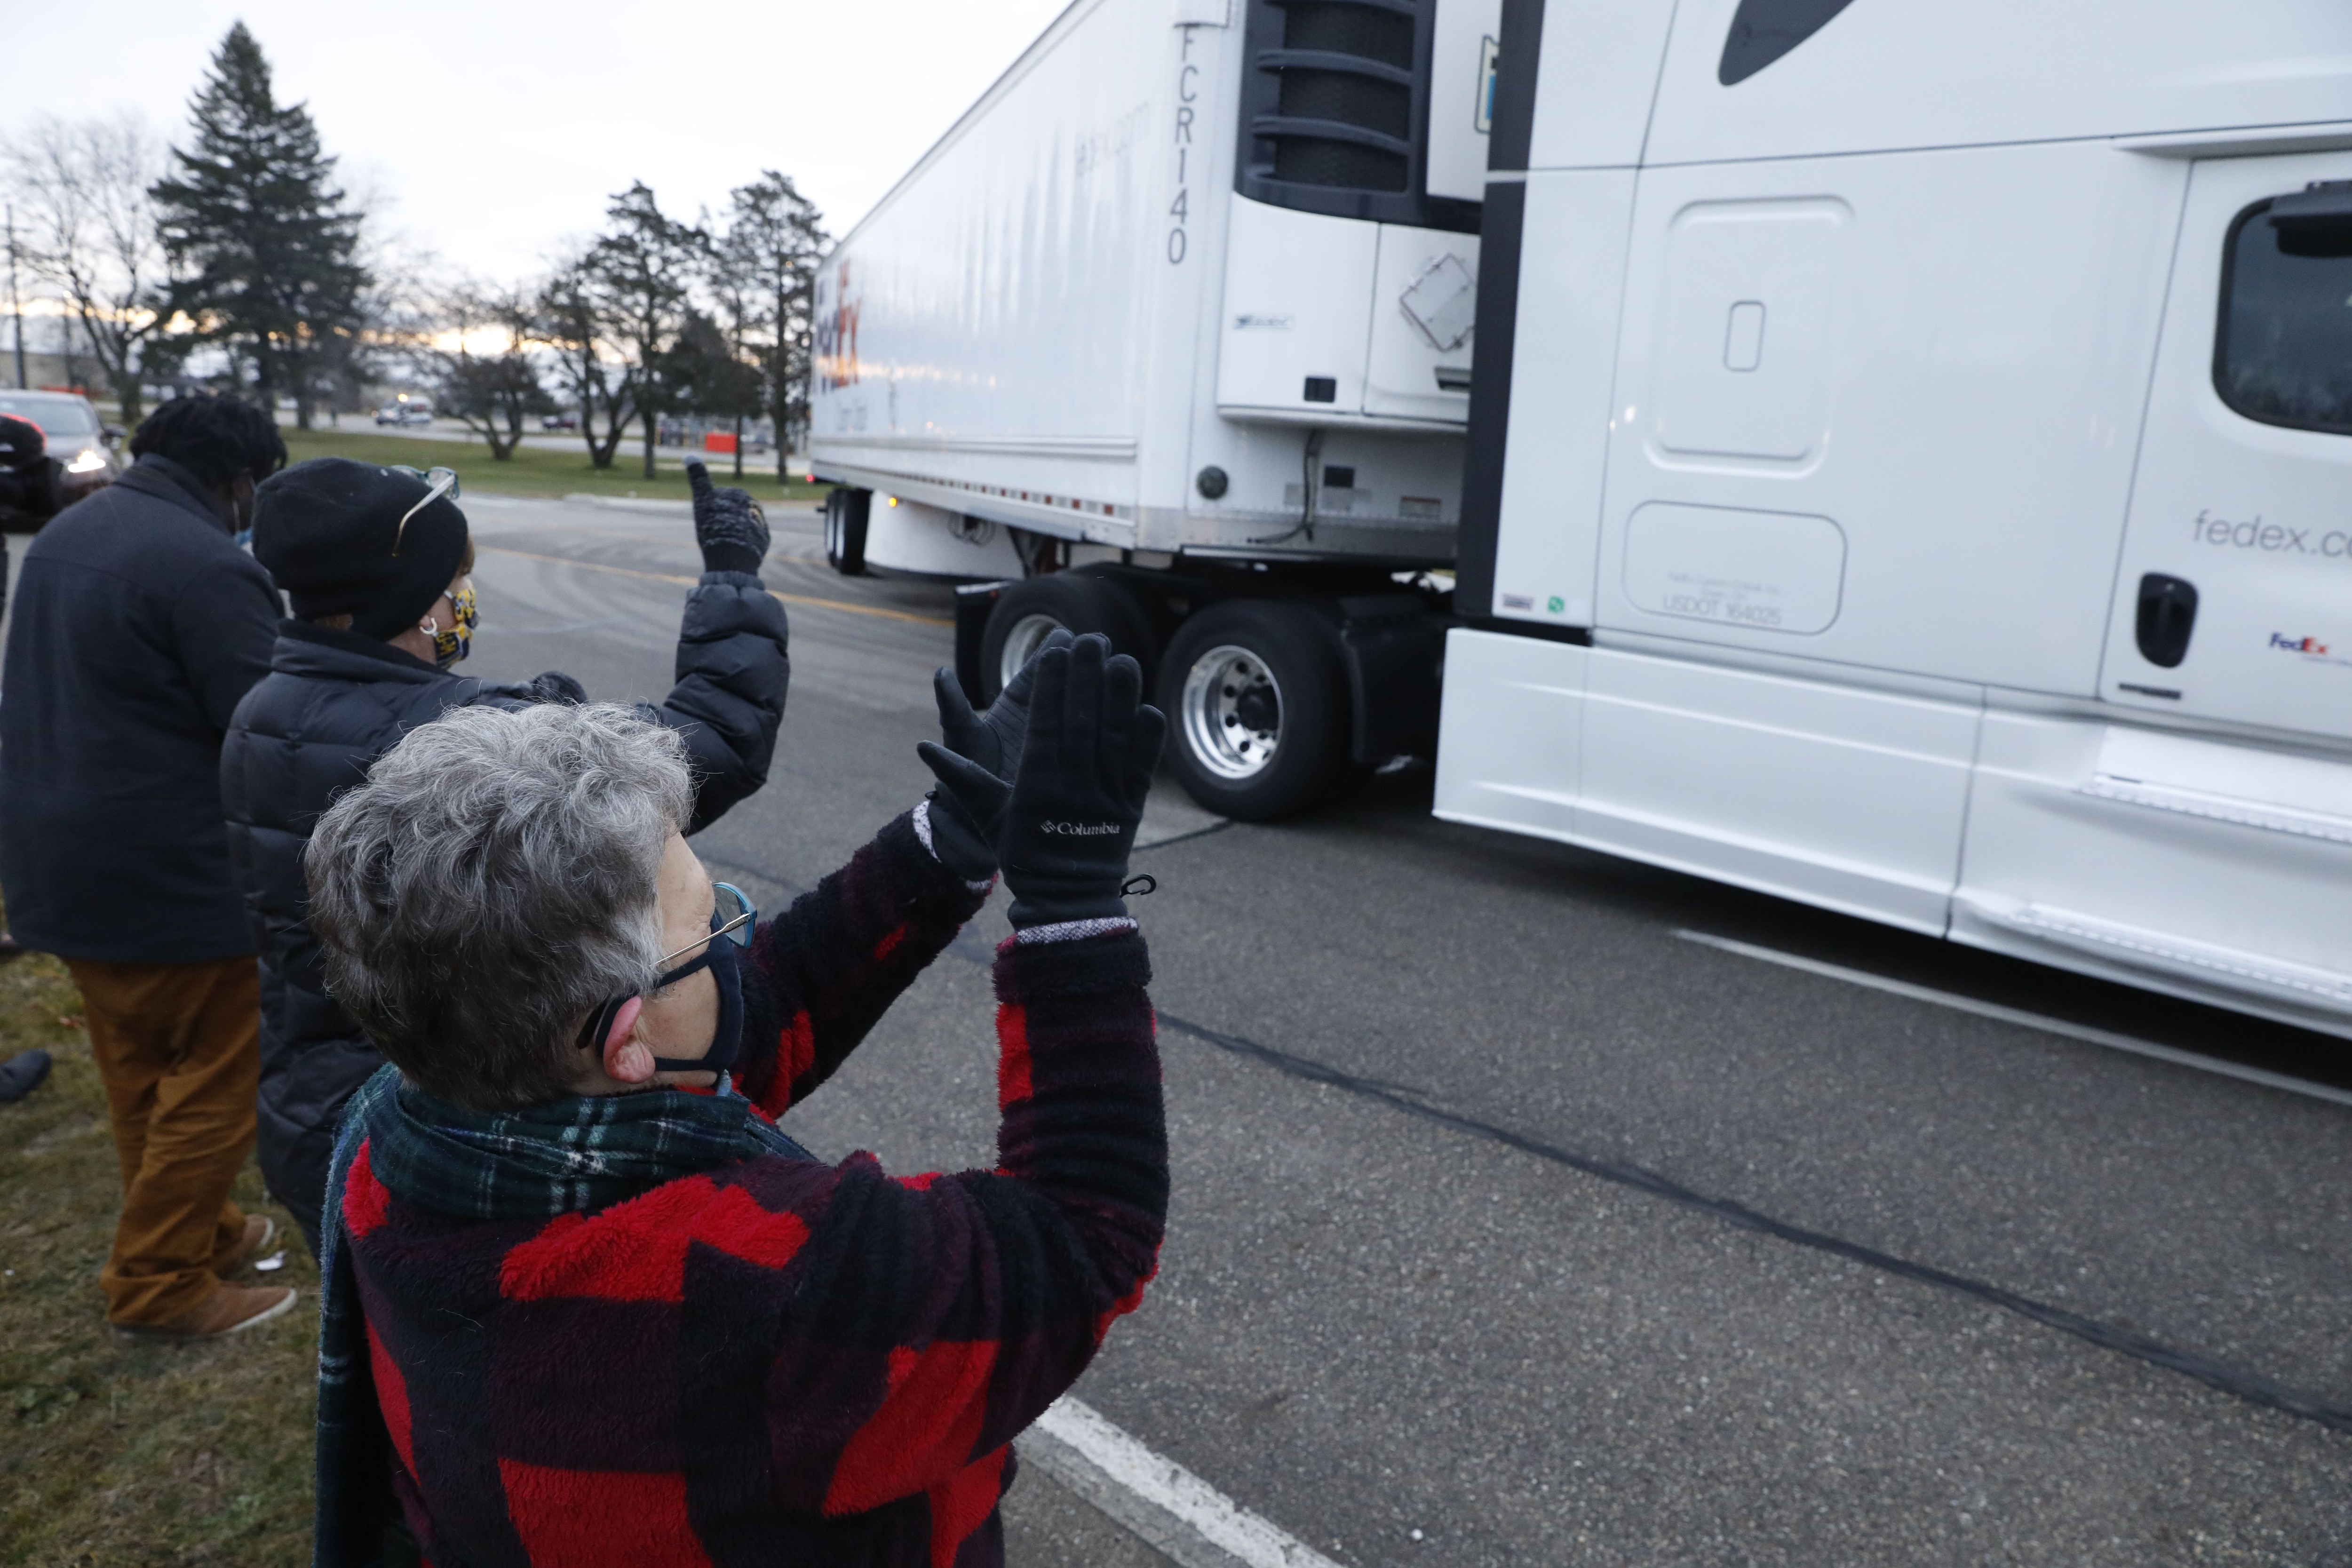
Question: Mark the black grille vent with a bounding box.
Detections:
[1235,0,1477,233]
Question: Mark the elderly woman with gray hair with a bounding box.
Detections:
[302,634,1167,1568]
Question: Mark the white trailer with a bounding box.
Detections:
[1441,0,2352,1038]
[815,0,2352,1039]
[812,0,1501,816]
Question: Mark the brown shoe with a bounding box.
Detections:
[209,1215,276,1276]
[115,1284,297,1342]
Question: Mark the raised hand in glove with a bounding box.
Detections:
[918,628,1078,879]
[917,740,1007,883]
[999,633,1164,928]
[687,458,770,575]
[931,627,1075,784]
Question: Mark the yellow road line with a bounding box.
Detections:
[479,545,955,628]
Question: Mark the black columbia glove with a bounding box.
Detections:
[687,458,770,575]
[996,633,1164,928]
[916,745,1008,883]
[917,628,1075,879]
[932,627,1075,783]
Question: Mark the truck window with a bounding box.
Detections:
[1718,0,1857,86]
[2215,189,2352,438]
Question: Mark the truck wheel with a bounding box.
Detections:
[823,488,869,575]
[1158,600,1350,821]
[978,573,1155,701]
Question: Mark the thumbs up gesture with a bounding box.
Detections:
[687,458,770,575]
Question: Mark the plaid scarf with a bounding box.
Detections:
[313,1066,811,1565]
[355,1065,810,1220]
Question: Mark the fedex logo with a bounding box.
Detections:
[2271,633,2331,655]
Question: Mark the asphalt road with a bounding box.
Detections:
[458,492,2352,1567]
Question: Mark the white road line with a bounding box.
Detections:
[1019,1397,1343,1568]
[1675,929,2352,1109]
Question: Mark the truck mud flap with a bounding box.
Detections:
[1337,595,1447,764]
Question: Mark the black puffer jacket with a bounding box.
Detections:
[221,571,788,1251]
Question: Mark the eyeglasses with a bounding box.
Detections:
[653,881,756,970]
[388,466,459,555]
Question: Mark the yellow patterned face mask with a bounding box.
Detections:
[424,580,477,668]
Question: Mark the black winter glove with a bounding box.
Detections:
[917,742,1009,883]
[996,633,1163,928]
[524,669,589,705]
[930,627,1074,785]
[687,459,769,575]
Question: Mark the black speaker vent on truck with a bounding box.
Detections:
[1236,0,1478,235]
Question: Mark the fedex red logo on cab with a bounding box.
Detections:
[2270,633,2331,655]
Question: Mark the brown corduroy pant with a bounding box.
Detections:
[64,956,260,1326]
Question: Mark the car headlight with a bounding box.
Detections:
[64,448,109,475]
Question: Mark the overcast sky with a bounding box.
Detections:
[5,0,1070,284]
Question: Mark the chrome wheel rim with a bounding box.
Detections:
[997,613,1065,693]
[1180,644,1281,780]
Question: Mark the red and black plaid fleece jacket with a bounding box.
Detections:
[326,811,1167,1568]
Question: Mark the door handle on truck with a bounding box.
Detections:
[2135,573,2199,668]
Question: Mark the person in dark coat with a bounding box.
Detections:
[222,456,790,1255]
[0,392,296,1340]
[0,412,70,975]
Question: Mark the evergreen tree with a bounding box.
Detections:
[151,24,368,429]
[721,172,828,484]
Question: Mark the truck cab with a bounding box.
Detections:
[1440,0,2352,1036]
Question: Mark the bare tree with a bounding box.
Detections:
[539,255,636,471]
[3,113,178,422]
[429,282,551,460]
[722,172,827,485]
[705,215,764,478]
[584,183,708,480]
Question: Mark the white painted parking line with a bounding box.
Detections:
[1675,930,2352,1109]
[1019,1397,1342,1568]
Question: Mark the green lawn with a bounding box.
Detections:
[278,427,830,506]
[0,953,319,1567]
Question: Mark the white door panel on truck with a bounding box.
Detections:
[1365,226,1479,423]
[1215,198,1381,422]
[2100,150,2352,741]
[1216,200,1480,429]
[1595,143,2182,694]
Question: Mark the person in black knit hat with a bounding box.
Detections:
[222,457,790,1255]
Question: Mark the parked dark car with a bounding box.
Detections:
[0,391,123,516]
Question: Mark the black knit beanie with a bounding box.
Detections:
[252,458,469,639]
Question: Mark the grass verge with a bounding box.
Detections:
[278,427,830,506]
[0,955,318,1568]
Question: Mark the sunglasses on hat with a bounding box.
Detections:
[387,466,460,554]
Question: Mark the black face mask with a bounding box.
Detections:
[575,915,746,1085]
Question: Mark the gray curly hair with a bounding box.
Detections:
[303,701,691,1112]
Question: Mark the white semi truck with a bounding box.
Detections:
[811,0,2352,1041]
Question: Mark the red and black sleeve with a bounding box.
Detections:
[733,809,991,1118]
[733,925,1166,1519]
